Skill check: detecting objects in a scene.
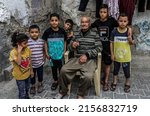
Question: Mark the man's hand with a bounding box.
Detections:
[79,55,87,64]
[72,41,79,49]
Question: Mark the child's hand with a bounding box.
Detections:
[46,54,51,60]
[17,44,23,53]
[30,70,34,78]
[68,32,73,38]
[111,54,115,61]
[128,36,135,45]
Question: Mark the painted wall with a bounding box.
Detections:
[133,9,150,51]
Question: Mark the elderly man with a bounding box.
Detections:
[54,16,102,99]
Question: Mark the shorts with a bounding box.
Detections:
[102,52,112,65]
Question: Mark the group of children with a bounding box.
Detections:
[9,4,134,99]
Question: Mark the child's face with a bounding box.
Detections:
[29,28,40,40]
[118,16,128,29]
[64,23,72,31]
[99,8,108,20]
[19,40,28,48]
[50,17,60,29]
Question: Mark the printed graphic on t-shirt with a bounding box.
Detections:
[48,38,64,60]
[99,26,109,41]
[20,57,30,72]
[114,36,131,62]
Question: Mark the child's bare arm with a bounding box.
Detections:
[44,41,50,59]
[127,27,135,45]
[14,45,23,65]
[110,42,115,61]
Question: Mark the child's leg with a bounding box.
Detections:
[30,68,36,94]
[37,65,44,93]
[102,53,112,91]
[51,66,58,82]
[122,62,130,85]
[16,79,27,99]
[25,78,30,98]
[30,68,36,85]
[104,65,111,83]
[110,61,120,91]
[122,62,131,93]
[112,61,121,84]
[51,66,58,90]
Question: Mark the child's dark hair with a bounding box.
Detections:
[29,25,40,32]
[50,13,60,20]
[118,13,128,20]
[99,4,108,11]
[65,19,74,29]
[11,32,29,47]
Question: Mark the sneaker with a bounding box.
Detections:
[37,84,43,93]
[51,82,58,90]
[30,86,36,94]
[53,93,66,99]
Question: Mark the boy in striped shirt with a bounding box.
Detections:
[28,25,45,94]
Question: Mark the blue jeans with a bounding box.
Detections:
[16,78,30,99]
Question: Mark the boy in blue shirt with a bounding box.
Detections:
[42,13,67,90]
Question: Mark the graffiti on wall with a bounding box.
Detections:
[135,20,150,50]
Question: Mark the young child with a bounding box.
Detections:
[110,13,135,93]
[28,25,45,94]
[91,4,118,91]
[64,19,74,46]
[9,32,33,99]
[64,19,74,58]
[42,13,67,90]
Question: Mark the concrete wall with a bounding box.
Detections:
[0,0,55,81]
[0,0,150,81]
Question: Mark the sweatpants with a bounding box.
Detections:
[59,58,96,97]
[78,0,103,18]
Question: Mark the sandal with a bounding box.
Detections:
[51,82,58,90]
[124,85,130,93]
[103,82,109,91]
[110,83,117,91]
